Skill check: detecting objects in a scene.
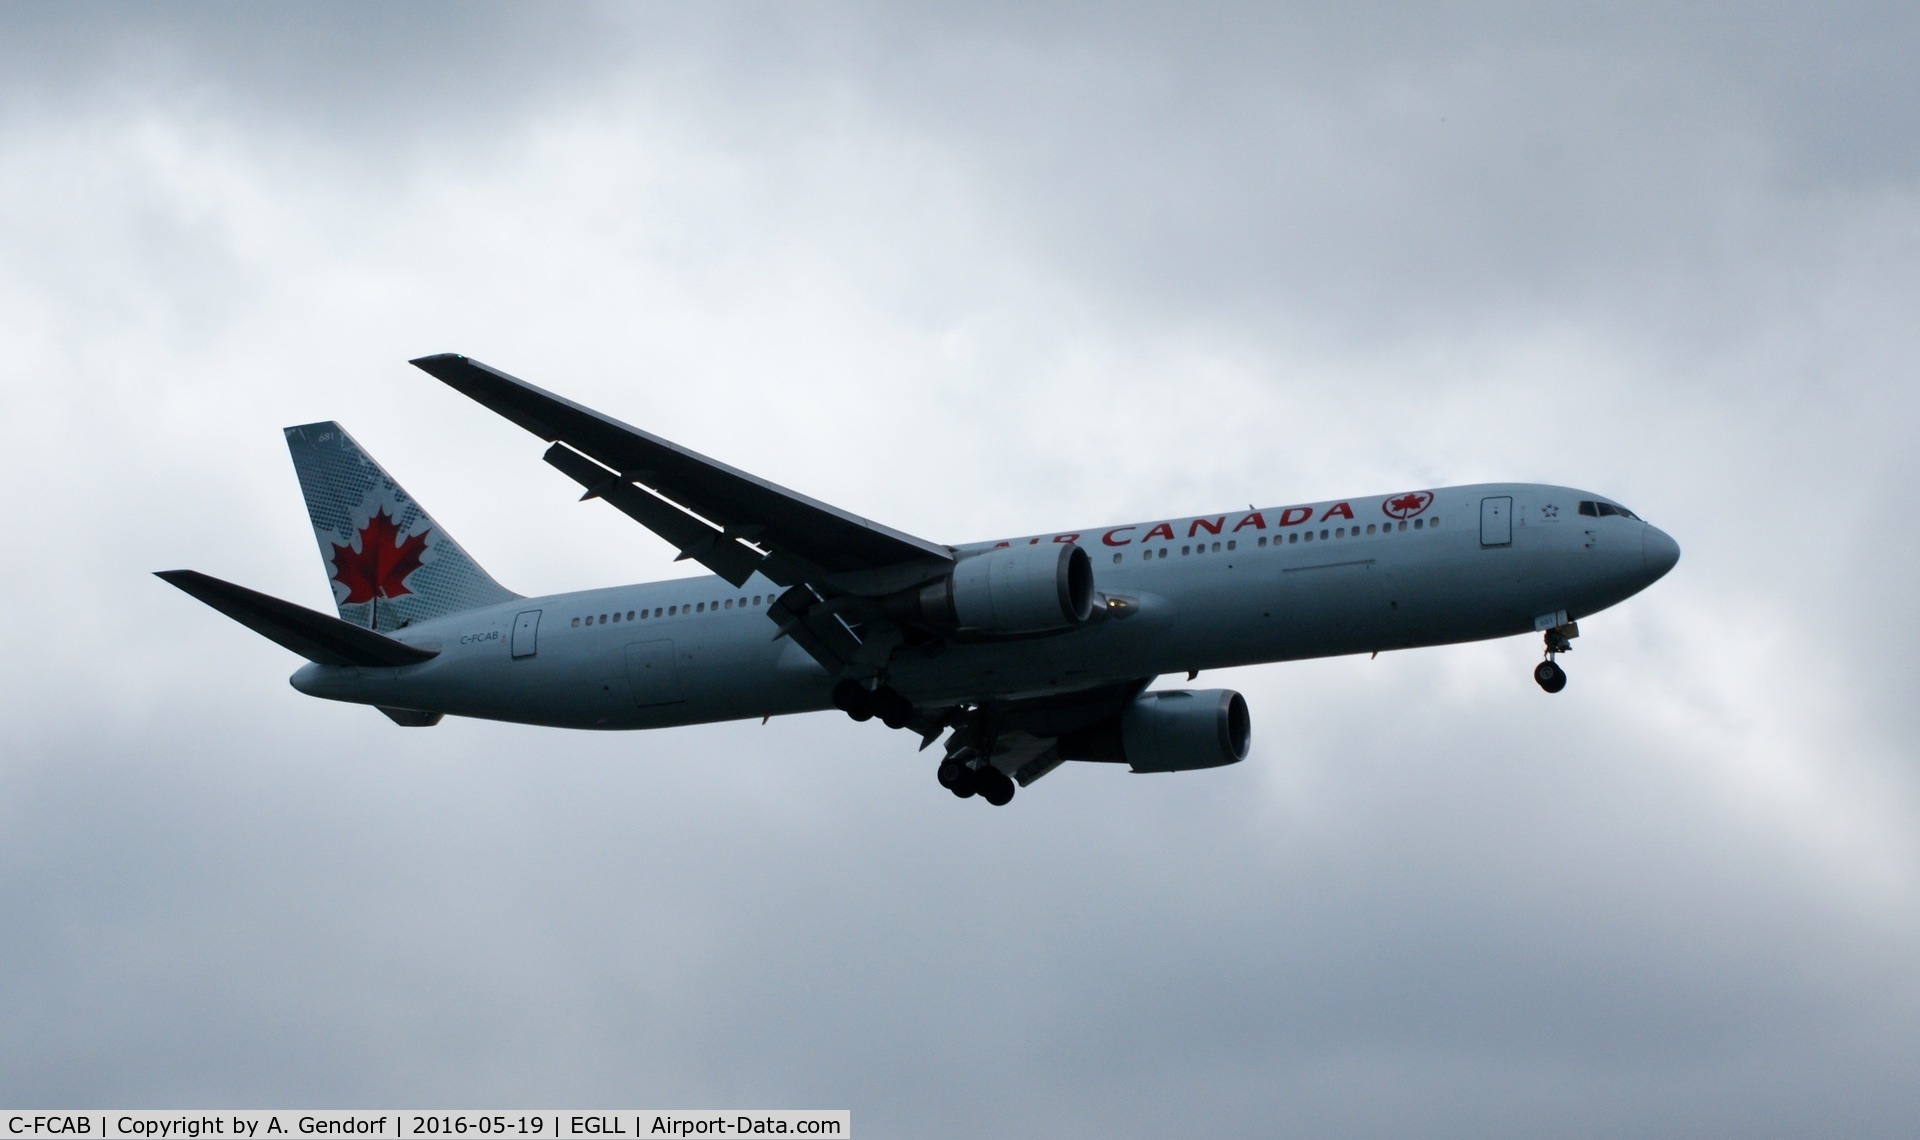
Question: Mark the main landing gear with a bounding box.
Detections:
[833,678,1016,807]
[937,748,1016,806]
[1534,625,1574,693]
[831,678,916,730]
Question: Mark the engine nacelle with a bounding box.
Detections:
[886,543,1095,634]
[1059,689,1251,773]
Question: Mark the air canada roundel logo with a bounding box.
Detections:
[1382,491,1434,520]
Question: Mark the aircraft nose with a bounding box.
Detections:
[1642,524,1681,580]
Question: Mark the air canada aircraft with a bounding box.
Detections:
[159,354,1680,806]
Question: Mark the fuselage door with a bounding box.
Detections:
[625,639,687,707]
[1480,496,1513,547]
[511,609,541,658]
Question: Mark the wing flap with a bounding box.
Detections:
[543,442,769,589]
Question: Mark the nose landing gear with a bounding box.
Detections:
[1534,624,1575,693]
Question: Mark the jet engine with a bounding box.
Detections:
[1058,689,1251,773]
[884,543,1095,634]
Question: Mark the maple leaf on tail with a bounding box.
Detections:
[330,508,430,604]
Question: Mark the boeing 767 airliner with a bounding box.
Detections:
[158,354,1680,806]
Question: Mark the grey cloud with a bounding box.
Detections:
[2,4,1918,1137]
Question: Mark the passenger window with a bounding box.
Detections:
[1159,548,1168,559]
[669,605,677,616]
[1226,540,1236,551]
[1212,541,1221,552]
[1398,521,1407,531]
[1320,529,1328,540]
[1430,517,1440,528]
[724,599,733,609]
[1414,519,1423,529]
[613,612,622,622]
[1335,527,1344,538]
[600,614,608,623]
[627,611,635,620]
[1366,524,1375,534]
[571,617,580,628]
[1258,536,1267,547]
[1113,553,1122,564]
[1182,545,1190,555]
[1288,533,1298,544]
[696,603,705,613]
[1304,531,1313,542]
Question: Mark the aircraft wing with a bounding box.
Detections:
[410,354,953,599]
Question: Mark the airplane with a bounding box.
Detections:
[158,354,1681,806]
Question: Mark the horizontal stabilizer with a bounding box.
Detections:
[155,569,440,668]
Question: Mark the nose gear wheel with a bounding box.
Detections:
[1535,626,1573,693]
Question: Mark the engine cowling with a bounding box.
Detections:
[886,543,1095,634]
[1059,689,1251,773]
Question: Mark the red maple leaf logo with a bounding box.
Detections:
[1383,491,1433,519]
[329,508,429,604]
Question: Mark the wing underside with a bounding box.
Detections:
[412,353,954,676]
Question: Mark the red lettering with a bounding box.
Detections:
[1101,527,1135,546]
[993,541,1011,548]
[1188,517,1224,537]
[1028,537,1041,545]
[1320,502,1354,521]
[1053,533,1081,544]
[1277,507,1312,526]
[1144,522,1175,542]
[1232,512,1267,532]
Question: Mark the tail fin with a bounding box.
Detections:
[285,422,518,629]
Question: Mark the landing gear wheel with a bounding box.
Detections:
[979,768,1016,807]
[938,753,979,798]
[873,688,915,730]
[1534,659,1567,693]
[831,679,874,722]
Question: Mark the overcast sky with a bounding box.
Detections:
[3,3,1917,1135]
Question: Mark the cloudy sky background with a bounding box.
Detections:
[2,3,1917,1134]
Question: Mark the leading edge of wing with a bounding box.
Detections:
[410,354,952,579]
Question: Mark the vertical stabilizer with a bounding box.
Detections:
[285,422,518,629]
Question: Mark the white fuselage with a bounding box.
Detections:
[291,483,1679,729]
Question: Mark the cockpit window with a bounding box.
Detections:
[1578,500,1640,520]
